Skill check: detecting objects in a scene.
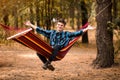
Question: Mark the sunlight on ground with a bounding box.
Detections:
[18,53,37,58]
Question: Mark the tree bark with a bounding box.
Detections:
[36,1,40,26]
[92,0,114,68]
[13,7,18,29]
[69,0,75,29]
[29,4,34,24]
[3,14,9,25]
[113,0,118,20]
[81,0,89,43]
[45,0,51,30]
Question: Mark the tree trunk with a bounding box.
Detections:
[3,14,9,25]
[81,1,89,43]
[29,4,34,24]
[76,11,80,30]
[69,0,75,29]
[36,1,40,26]
[46,0,51,30]
[44,0,51,30]
[13,7,18,29]
[92,0,114,68]
[113,0,118,20]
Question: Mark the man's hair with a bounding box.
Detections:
[57,18,66,26]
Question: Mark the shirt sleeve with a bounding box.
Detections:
[68,29,83,38]
[36,27,52,38]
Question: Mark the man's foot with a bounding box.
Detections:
[42,61,50,70]
[47,64,55,71]
[42,64,48,70]
[42,61,55,71]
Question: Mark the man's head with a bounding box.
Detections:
[56,19,66,32]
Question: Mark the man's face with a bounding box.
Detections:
[56,22,65,32]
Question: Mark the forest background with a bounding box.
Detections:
[0,0,120,80]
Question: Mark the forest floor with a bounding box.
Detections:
[0,42,120,80]
[0,30,120,80]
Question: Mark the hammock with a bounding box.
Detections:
[0,23,27,32]
[7,23,89,61]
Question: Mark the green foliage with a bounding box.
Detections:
[107,18,120,57]
[0,0,119,45]
[0,0,93,27]
[0,28,10,44]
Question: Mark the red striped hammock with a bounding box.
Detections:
[7,23,89,61]
[0,23,27,32]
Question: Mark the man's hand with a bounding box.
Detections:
[24,21,37,30]
[83,25,96,32]
[24,21,32,26]
[87,25,96,30]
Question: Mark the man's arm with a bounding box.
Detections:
[83,25,96,32]
[24,21,37,30]
[68,25,96,37]
[24,21,52,38]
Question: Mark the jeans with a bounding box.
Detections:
[37,45,61,63]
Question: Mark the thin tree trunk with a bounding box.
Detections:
[36,1,40,26]
[3,14,9,25]
[76,11,80,30]
[13,7,18,29]
[29,4,34,24]
[69,0,75,29]
[81,1,89,43]
[113,0,118,20]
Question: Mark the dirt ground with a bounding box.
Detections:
[0,29,120,80]
[0,42,120,80]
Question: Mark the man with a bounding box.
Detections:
[25,19,95,71]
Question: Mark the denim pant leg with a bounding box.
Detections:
[36,52,47,64]
[49,45,61,62]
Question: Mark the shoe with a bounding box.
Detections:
[42,61,51,70]
[42,64,47,70]
[42,61,55,71]
[42,61,50,70]
[47,64,55,71]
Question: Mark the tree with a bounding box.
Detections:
[113,0,118,20]
[69,0,75,29]
[29,3,34,24]
[92,0,114,68]
[44,0,51,30]
[35,0,40,26]
[81,0,89,43]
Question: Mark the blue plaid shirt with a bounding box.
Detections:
[36,27,83,49]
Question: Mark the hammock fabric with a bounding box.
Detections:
[0,23,27,32]
[7,23,89,61]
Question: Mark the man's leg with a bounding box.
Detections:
[36,52,48,70]
[40,45,61,71]
[36,52,47,64]
[43,45,61,71]
[36,52,55,71]
[49,45,61,62]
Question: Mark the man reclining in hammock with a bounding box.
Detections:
[25,19,95,71]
